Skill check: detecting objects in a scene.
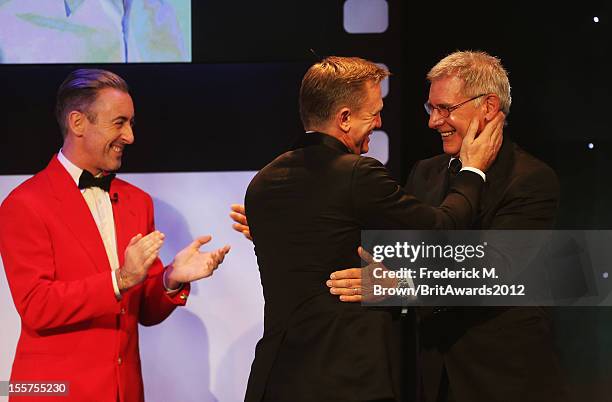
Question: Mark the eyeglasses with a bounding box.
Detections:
[424,94,486,118]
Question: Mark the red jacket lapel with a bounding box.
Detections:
[44,156,112,273]
[109,180,139,268]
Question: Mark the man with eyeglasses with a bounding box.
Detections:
[328,51,567,402]
[409,50,567,402]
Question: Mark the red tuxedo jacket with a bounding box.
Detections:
[0,156,190,402]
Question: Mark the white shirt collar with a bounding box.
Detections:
[57,149,83,186]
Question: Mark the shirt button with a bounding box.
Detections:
[118,357,123,365]
[120,308,126,315]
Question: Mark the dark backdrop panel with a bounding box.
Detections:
[0,60,402,175]
[0,63,298,173]
[192,1,341,62]
[191,0,401,64]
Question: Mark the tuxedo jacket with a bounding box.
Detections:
[244,133,486,402]
[0,156,190,402]
[405,139,567,402]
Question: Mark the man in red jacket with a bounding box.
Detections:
[0,69,230,401]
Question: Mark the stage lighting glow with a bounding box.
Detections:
[343,0,389,33]
[588,143,594,149]
[593,16,599,23]
[376,63,390,98]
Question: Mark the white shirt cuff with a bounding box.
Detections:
[163,267,184,293]
[111,270,122,300]
[460,167,486,182]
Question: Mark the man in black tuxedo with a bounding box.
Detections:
[241,56,504,402]
[328,51,568,402]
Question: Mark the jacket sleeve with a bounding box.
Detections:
[351,156,484,229]
[0,196,121,331]
[488,166,560,229]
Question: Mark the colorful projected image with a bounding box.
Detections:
[0,0,191,63]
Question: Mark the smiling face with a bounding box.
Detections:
[343,80,383,154]
[74,88,135,174]
[427,75,485,156]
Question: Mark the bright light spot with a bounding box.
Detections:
[588,143,594,149]
[594,16,599,23]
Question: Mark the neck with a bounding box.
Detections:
[62,140,102,175]
[337,133,359,154]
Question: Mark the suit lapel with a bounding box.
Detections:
[45,157,111,273]
[427,158,451,206]
[110,182,138,268]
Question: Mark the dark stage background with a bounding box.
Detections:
[1,1,611,401]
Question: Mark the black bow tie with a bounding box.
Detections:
[78,170,115,192]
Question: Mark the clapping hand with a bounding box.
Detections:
[164,236,231,289]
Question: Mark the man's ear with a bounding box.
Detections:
[336,107,351,133]
[483,94,501,122]
[67,110,87,137]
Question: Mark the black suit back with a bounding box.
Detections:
[245,133,485,402]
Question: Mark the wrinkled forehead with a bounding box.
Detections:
[360,80,384,109]
[428,75,465,103]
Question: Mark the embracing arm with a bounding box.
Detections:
[353,113,505,229]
